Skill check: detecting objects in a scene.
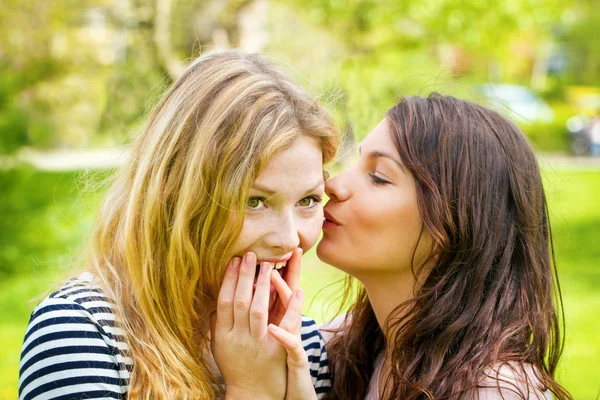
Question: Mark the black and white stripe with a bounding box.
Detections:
[19,273,331,399]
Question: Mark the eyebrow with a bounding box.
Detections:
[359,146,404,170]
[251,180,325,196]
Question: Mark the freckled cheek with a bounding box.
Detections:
[229,217,268,256]
[298,212,324,252]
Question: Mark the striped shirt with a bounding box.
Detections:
[19,273,331,399]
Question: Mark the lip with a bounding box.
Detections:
[258,254,293,264]
[323,209,341,227]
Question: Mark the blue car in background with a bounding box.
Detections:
[477,83,555,125]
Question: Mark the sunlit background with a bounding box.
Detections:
[1,0,599,398]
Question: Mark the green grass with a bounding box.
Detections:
[0,165,598,399]
[0,165,110,400]
[542,169,600,399]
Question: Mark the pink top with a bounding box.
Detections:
[320,315,382,399]
[320,315,553,400]
[364,352,384,400]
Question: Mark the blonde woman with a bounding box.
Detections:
[18,50,339,399]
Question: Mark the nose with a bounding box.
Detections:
[265,210,301,253]
[325,171,351,202]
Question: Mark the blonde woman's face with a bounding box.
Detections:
[230,136,325,271]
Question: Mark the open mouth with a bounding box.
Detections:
[254,261,288,287]
[250,258,292,310]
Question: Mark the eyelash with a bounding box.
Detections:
[369,173,390,186]
[301,195,323,208]
[246,195,323,210]
[246,197,266,210]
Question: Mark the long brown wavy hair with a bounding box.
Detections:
[325,94,571,399]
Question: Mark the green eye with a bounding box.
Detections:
[298,196,321,208]
[298,197,313,207]
[246,197,264,209]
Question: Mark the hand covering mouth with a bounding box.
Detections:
[254,260,288,284]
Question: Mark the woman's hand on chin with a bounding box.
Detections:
[211,252,286,400]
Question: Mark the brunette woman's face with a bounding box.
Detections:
[230,135,325,270]
[317,119,432,278]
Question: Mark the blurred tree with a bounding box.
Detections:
[0,0,269,152]
[0,0,106,151]
[99,0,269,143]
[559,0,600,86]
[274,0,574,149]
[281,0,570,80]
[1,0,596,154]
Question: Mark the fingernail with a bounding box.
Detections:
[231,257,242,269]
[268,323,279,331]
[297,248,303,257]
[244,252,256,266]
[295,288,304,300]
[261,261,271,274]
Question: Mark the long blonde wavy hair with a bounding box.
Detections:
[87,50,339,399]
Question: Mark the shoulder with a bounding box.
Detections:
[24,273,123,345]
[475,363,554,400]
[319,313,350,345]
[19,273,131,400]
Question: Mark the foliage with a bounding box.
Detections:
[558,0,600,85]
[0,165,111,279]
[1,0,598,153]
[0,0,114,151]
[279,0,566,73]
[0,60,62,153]
[339,50,481,141]
[523,101,581,153]
[271,0,591,153]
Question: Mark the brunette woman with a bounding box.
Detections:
[255,93,571,399]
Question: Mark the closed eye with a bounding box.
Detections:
[369,173,390,186]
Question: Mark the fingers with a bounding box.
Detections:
[269,290,307,372]
[271,269,293,307]
[267,323,308,369]
[278,289,304,335]
[250,262,273,338]
[232,252,256,332]
[268,290,277,312]
[216,257,241,333]
[284,248,303,292]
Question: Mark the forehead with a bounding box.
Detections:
[360,119,395,152]
[253,136,324,192]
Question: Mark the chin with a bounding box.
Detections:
[317,239,347,271]
[316,238,331,262]
[318,240,376,282]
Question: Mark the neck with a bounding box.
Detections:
[357,269,417,340]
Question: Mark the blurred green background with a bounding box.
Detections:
[1,0,599,399]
